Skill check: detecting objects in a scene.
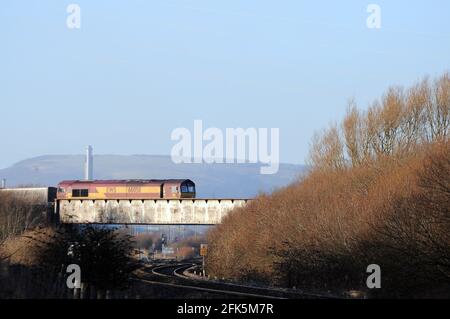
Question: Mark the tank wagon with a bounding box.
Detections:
[57,179,196,200]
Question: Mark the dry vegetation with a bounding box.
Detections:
[0,225,138,298]
[0,193,46,253]
[0,192,137,297]
[173,236,203,260]
[206,72,450,298]
[0,195,56,298]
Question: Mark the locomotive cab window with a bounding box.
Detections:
[72,189,89,197]
[181,185,195,193]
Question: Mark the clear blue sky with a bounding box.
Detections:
[1,0,449,168]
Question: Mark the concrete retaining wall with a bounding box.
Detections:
[58,199,250,225]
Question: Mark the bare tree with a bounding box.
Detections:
[343,99,362,166]
[400,78,429,151]
[308,125,346,170]
[427,73,450,140]
[0,193,45,261]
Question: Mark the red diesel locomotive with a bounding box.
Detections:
[57,179,196,200]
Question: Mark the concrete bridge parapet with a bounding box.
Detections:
[58,198,250,225]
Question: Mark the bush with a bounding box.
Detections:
[206,72,450,298]
[0,193,46,245]
[33,225,138,291]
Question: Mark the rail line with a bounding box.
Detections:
[133,264,280,298]
[136,263,337,299]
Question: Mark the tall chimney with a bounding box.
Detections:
[85,145,93,180]
[1,179,5,188]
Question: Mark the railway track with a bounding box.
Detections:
[151,263,195,278]
[134,262,336,299]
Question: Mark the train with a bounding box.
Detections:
[1,179,197,224]
[56,179,196,200]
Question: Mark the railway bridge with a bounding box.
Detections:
[1,187,251,225]
[58,198,250,225]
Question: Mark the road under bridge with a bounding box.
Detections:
[58,198,250,225]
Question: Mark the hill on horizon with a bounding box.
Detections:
[0,155,307,198]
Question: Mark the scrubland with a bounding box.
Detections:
[207,73,450,298]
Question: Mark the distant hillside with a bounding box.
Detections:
[0,155,307,198]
